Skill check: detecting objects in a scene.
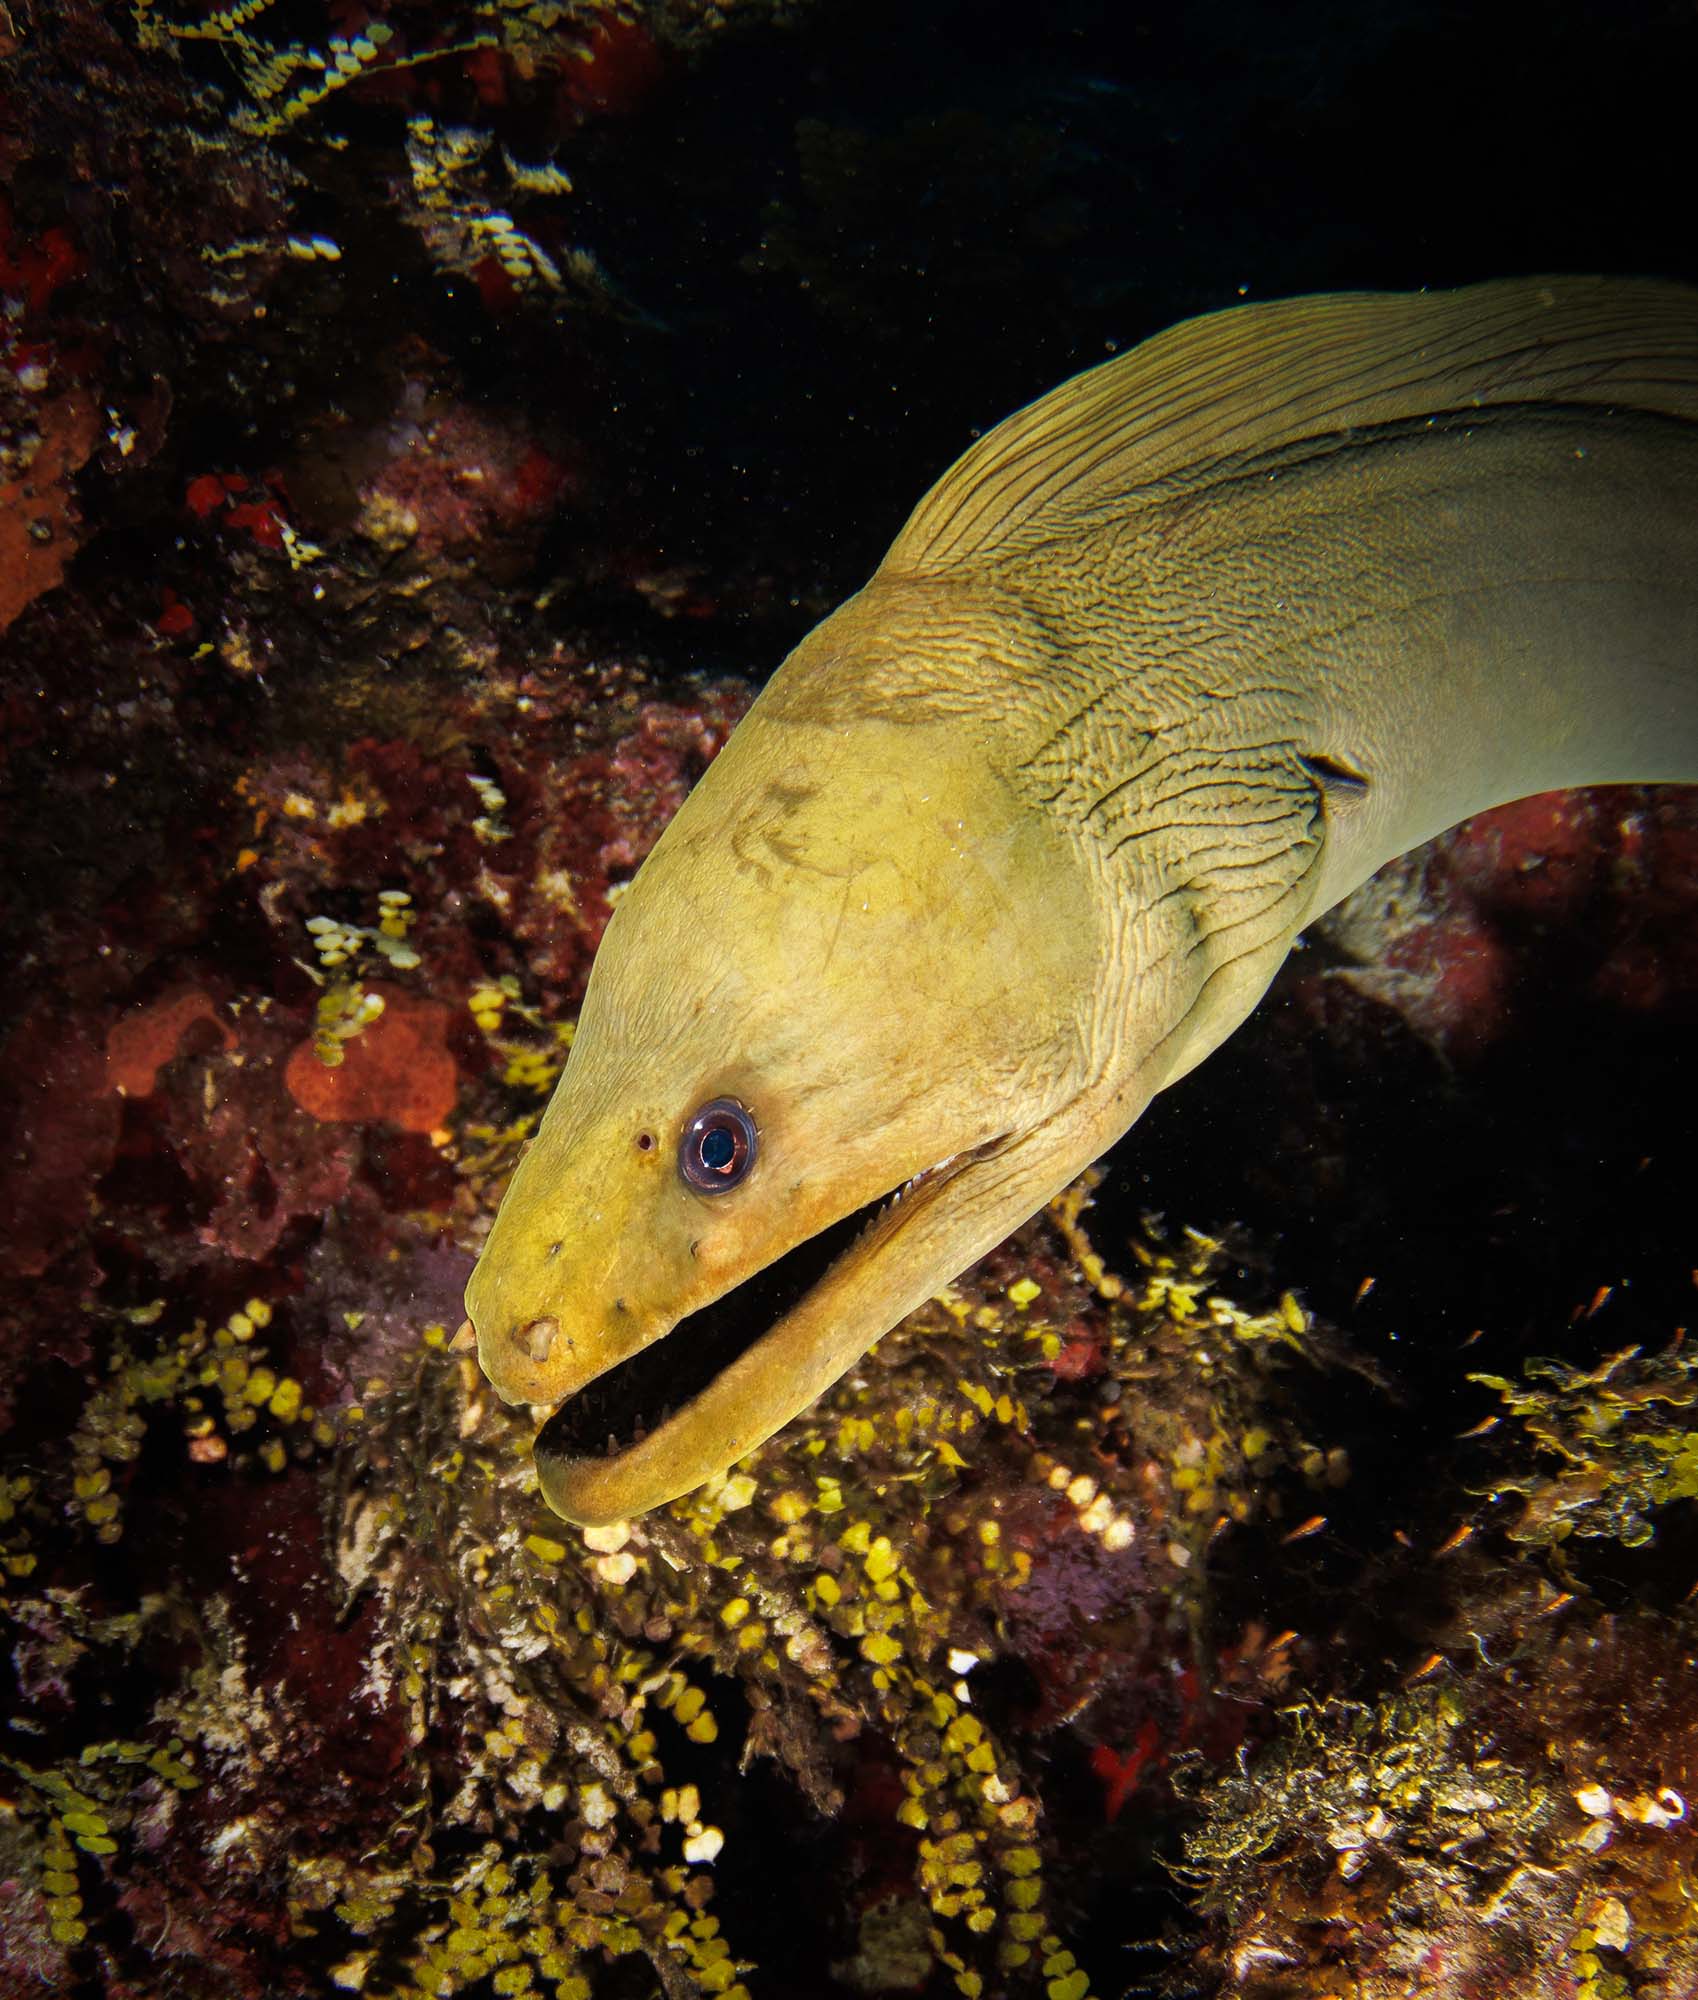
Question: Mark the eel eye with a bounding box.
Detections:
[679,1098,756,1194]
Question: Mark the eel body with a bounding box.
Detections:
[465,276,1698,1527]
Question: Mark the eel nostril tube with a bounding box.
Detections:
[522,1316,559,1366]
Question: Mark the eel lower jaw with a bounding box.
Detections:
[530,1143,994,1527]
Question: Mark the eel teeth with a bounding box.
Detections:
[893,1150,959,1208]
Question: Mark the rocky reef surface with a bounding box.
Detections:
[3,3,1698,1996]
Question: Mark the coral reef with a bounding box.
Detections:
[5,1,1698,1995]
[1175,1242,1698,1996]
[1180,1367,1698,2000]
[1319,789,1698,1060]
[1183,1604,1698,2000]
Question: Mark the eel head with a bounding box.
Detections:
[464,691,1107,1525]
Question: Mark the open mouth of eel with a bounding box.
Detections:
[530,1146,986,1524]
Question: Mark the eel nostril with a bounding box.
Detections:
[521,1316,559,1366]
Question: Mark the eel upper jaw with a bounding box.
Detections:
[530,1140,998,1527]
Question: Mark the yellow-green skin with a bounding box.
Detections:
[467,277,1698,1526]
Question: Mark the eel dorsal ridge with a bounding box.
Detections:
[887,276,1698,576]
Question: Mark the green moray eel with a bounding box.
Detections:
[465,276,1698,1527]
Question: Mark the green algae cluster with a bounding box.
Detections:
[2,1593,202,1957]
[1182,1682,1551,1919]
[64,1294,326,1543]
[132,0,587,141]
[303,1268,1066,1994]
[5,1742,198,1953]
[1471,1342,1698,1555]
[304,1345,760,1997]
[125,0,818,311]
